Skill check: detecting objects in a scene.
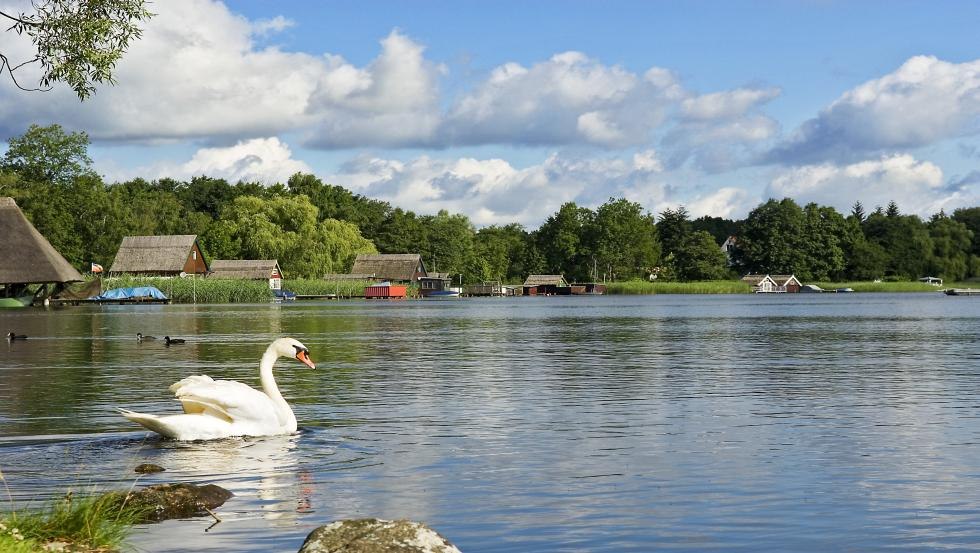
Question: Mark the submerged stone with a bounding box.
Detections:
[105,483,232,522]
[298,519,462,553]
[134,463,165,474]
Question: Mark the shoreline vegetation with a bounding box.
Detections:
[78,276,980,304]
[0,490,143,553]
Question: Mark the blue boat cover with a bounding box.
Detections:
[90,286,168,300]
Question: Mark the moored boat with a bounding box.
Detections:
[945,288,980,296]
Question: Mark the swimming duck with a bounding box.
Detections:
[164,336,186,345]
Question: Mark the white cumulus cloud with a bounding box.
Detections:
[765,154,976,216]
[768,55,980,164]
[442,52,679,147]
[326,150,680,227]
[102,137,311,184]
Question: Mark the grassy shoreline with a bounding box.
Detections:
[604,280,978,295]
[100,276,372,303]
[88,276,979,303]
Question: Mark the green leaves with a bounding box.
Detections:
[2,0,152,99]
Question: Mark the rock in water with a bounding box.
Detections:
[299,519,462,553]
[134,463,165,474]
[106,483,232,522]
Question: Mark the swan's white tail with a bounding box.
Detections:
[117,408,179,439]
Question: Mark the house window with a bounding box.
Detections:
[192,251,197,260]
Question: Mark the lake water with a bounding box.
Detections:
[2,293,980,552]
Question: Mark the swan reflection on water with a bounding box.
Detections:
[135,432,319,524]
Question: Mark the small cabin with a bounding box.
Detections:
[918,276,943,286]
[209,260,284,290]
[741,274,778,293]
[419,272,452,297]
[523,274,571,296]
[770,274,802,293]
[109,235,208,277]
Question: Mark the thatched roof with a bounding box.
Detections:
[210,259,281,280]
[109,235,203,274]
[524,274,568,287]
[351,254,426,281]
[323,273,377,281]
[0,197,83,284]
[740,274,772,286]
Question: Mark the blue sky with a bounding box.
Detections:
[1,0,978,226]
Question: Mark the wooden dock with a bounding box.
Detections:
[944,289,980,296]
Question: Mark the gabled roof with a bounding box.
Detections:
[524,274,569,287]
[210,259,281,280]
[770,274,801,286]
[351,254,425,281]
[0,197,83,284]
[109,235,203,274]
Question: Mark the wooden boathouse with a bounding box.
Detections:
[109,235,209,277]
[351,254,427,283]
[523,274,571,295]
[0,197,84,305]
[210,259,284,290]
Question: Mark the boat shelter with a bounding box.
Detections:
[0,197,83,302]
[351,254,427,283]
[420,272,453,297]
[210,259,283,290]
[109,235,208,277]
[918,276,943,286]
[741,274,778,293]
[523,274,571,295]
[770,274,802,293]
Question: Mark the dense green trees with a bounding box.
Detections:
[657,206,730,281]
[2,123,978,286]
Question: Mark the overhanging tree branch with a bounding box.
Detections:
[0,0,152,101]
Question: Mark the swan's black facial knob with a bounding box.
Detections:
[293,345,315,369]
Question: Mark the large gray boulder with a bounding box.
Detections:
[299,519,461,553]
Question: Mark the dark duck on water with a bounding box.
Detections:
[164,336,186,345]
[7,331,27,341]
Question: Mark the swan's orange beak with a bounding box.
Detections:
[296,349,316,369]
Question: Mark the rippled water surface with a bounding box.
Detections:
[2,294,980,552]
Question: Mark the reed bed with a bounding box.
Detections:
[606,280,753,294]
[103,276,273,303]
[284,279,371,298]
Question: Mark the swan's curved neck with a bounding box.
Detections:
[259,346,288,405]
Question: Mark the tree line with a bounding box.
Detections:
[2,124,978,283]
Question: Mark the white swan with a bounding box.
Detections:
[119,337,315,441]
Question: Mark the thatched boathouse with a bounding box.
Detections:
[523,274,571,295]
[109,235,208,277]
[210,259,283,289]
[0,197,83,302]
[351,254,427,283]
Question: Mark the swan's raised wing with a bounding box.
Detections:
[170,376,279,425]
